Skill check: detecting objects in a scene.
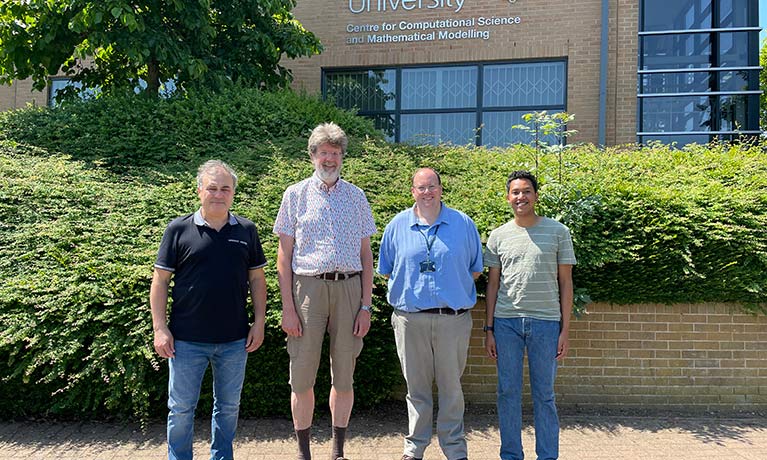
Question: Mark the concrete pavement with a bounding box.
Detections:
[1,407,765,460]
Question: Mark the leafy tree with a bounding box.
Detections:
[760,37,767,131]
[512,111,577,179]
[0,1,322,97]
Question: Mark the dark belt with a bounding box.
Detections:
[314,272,360,281]
[417,307,468,315]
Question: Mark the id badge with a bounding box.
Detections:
[419,260,436,273]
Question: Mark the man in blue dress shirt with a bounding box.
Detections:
[378,167,483,460]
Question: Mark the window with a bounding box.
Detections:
[637,0,760,145]
[48,77,177,106]
[48,78,96,105]
[323,60,566,147]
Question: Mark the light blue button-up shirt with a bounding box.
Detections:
[377,203,483,312]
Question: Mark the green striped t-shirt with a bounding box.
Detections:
[484,217,577,321]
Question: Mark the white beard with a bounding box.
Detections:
[316,167,340,183]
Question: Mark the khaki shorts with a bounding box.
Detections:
[287,274,364,393]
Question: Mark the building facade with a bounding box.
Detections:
[1,1,760,146]
[285,0,760,146]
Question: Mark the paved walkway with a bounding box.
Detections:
[1,407,765,460]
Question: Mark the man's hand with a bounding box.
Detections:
[153,325,175,359]
[353,309,371,338]
[556,331,569,360]
[485,332,497,360]
[246,322,265,352]
[281,307,303,337]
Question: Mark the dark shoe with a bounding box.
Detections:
[401,456,423,460]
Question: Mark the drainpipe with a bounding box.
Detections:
[598,0,609,146]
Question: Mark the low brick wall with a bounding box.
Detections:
[465,301,767,410]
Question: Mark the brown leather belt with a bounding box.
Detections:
[314,272,360,281]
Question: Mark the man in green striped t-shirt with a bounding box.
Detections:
[484,170,576,460]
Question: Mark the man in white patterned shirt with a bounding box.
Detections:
[273,122,376,460]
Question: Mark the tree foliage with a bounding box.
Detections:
[0,0,322,96]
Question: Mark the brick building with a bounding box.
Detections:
[1,1,760,146]
[285,0,760,146]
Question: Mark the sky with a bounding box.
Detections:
[762,0,766,41]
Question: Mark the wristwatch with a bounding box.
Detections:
[360,305,372,313]
[483,325,494,332]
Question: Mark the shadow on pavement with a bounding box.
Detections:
[1,402,765,451]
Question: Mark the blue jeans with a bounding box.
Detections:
[495,317,560,460]
[167,339,248,460]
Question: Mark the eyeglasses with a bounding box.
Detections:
[413,185,441,193]
[315,150,342,158]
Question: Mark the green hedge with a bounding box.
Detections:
[0,86,381,171]
[0,90,766,421]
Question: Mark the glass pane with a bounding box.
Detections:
[49,79,74,104]
[719,95,748,131]
[48,78,97,105]
[641,96,712,132]
[641,72,711,93]
[640,134,712,146]
[369,114,397,141]
[719,0,751,28]
[719,32,751,67]
[719,70,751,91]
[401,66,477,109]
[400,113,476,145]
[642,0,711,31]
[481,111,561,148]
[642,34,711,70]
[325,69,396,111]
[483,62,565,107]
[134,78,177,98]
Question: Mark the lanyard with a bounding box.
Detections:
[417,224,440,261]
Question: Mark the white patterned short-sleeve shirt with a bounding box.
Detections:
[273,173,377,275]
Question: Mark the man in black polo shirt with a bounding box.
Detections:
[150,160,267,460]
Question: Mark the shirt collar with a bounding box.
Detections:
[311,172,341,192]
[409,202,449,227]
[193,209,238,227]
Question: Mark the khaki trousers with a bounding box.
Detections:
[391,309,472,460]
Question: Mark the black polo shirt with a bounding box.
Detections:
[155,210,267,343]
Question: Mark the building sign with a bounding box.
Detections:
[346,15,521,44]
[344,0,522,45]
[349,0,466,14]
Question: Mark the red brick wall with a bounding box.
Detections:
[466,300,767,410]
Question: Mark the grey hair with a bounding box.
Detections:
[308,122,348,156]
[197,160,238,190]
